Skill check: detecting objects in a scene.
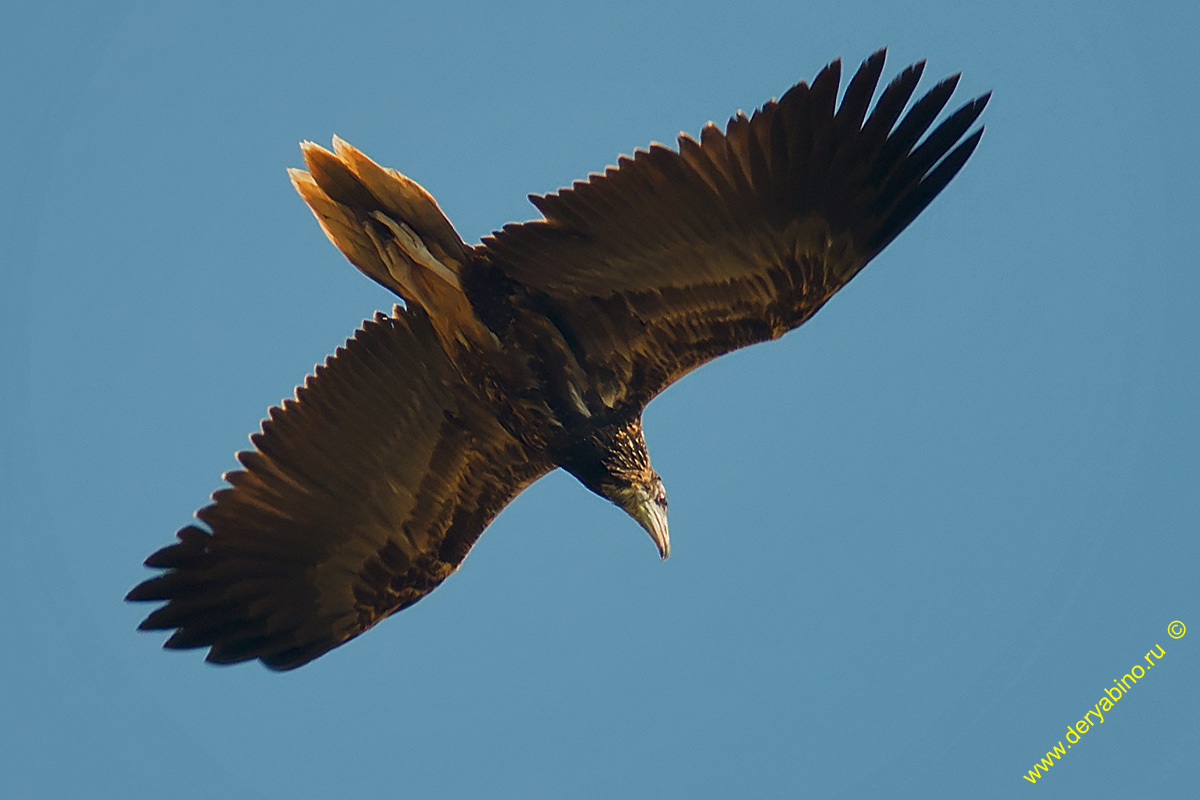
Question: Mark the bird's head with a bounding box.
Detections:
[558,415,670,559]
[605,472,670,560]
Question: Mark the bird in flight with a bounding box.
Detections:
[128,50,988,670]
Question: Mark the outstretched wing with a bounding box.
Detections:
[127,307,551,670]
[479,50,988,408]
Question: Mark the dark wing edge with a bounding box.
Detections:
[480,49,988,404]
[126,307,551,670]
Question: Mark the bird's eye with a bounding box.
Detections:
[658,492,668,509]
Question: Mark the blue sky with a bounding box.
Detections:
[2,1,1196,797]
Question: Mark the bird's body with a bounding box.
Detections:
[128,50,988,670]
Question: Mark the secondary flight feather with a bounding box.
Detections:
[127,50,988,670]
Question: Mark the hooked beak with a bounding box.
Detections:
[634,499,671,560]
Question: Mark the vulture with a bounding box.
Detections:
[127,50,988,670]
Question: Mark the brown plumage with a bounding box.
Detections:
[127,50,988,670]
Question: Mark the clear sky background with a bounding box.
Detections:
[2,1,1196,797]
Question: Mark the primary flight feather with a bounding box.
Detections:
[128,50,988,670]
